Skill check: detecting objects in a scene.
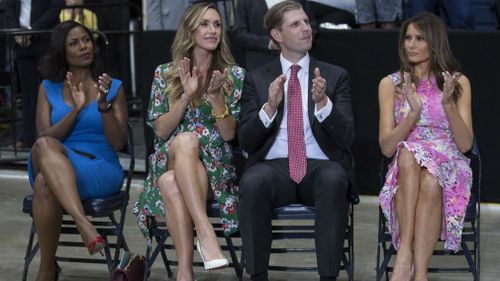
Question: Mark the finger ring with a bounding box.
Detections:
[103,88,110,94]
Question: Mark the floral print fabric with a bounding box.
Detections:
[379,72,472,251]
[133,63,245,242]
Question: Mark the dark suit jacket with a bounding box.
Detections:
[4,0,62,59]
[4,0,62,30]
[233,0,318,70]
[238,56,355,174]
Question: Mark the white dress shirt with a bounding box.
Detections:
[259,53,333,160]
[19,0,31,29]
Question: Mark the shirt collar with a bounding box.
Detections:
[280,53,310,75]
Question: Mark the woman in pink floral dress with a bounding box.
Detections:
[133,3,245,280]
[378,12,473,281]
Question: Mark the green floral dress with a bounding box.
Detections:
[133,63,245,242]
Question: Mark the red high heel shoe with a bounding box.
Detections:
[87,235,106,255]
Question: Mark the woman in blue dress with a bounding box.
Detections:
[27,20,129,281]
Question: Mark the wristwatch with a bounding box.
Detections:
[98,102,112,113]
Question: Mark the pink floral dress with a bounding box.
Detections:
[133,63,245,242]
[379,72,472,251]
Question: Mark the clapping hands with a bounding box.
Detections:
[206,68,229,104]
[66,72,86,110]
[267,74,287,111]
[267,67,328,112]
[403,72,422,118]
[95,73,112,104]
[179,57,230,105]
[312,68,327,107]
[442,71,460,106]
[66,72,113,110]
[179,57,199,99]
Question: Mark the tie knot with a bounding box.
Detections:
[290,64,301,76]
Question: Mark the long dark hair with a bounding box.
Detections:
[398,12,462,102]
[39,20,103,82]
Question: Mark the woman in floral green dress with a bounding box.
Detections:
[132,2,245,279]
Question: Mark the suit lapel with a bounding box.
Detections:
[308,57,318,126]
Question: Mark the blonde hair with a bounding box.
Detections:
[165,2,235,106]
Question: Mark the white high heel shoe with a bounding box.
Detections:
[196,239,229,271]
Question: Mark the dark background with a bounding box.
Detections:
[137,30,500,203]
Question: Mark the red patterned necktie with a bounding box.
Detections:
[287,64,307,184]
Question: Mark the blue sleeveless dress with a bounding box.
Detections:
[27,79,124,200]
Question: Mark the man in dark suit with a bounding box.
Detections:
[233,0,317,70]
[237,1,354,280]
[4,0,63,148]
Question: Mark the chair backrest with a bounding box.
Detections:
[234,148,358,279]
[255,200,356,281]
[464,139,481,220]
[254,178,359,279]
[120,121,136,199]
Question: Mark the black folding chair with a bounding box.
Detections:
[143,147,246,280]
[237,192,358,281]
[22,122,135,280]
[376,139,481,281]
[143,201,243,280]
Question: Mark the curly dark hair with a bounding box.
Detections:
[39,20,104,82]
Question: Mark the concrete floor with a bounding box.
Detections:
[1,169,499,281]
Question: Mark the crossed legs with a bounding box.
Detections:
[31,136,101,281]
[159,132,225,281]
[391,148,442,281]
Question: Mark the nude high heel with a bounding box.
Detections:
[195,239,229,271]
